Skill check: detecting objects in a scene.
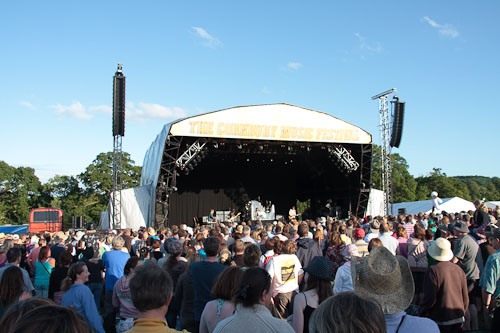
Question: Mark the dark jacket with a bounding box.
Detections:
[296,237,322,269]
[420,261,469,322]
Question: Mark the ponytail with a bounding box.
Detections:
[60,262,86,292]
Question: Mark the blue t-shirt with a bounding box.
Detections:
[102,250,130,291]
[191,261,227,321]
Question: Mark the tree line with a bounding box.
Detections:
[0,152,141,226]
[1,147,499,225]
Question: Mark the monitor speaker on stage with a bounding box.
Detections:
[113,64,126,137]
[390,100,405,148]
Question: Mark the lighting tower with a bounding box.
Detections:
[112,64,126,229]
[371,88,396,216]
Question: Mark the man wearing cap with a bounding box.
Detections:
[420,238,469,332]
[351,247,439,332]
[353,228,368,257]
[451,220,481,325]
[363,220,380,243]
[480,228,500,327]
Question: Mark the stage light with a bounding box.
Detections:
[246,158,250,162]
[259,145,264,150]
[213,143,219,149]
[237,144,242,149]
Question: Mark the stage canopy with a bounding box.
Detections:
[140,104,373,229]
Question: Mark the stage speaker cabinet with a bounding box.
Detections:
[398,208,406,215]
[74,216,85,229]
[112,69,126,136]
[390,101,405,148]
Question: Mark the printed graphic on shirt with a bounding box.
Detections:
[280,258,296,282]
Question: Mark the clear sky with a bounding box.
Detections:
[1,1,499,183]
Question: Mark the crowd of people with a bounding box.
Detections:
[0,200,499,332]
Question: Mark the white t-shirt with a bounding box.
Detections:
[266,254,303,295]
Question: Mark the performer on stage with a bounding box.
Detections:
[208,209,216,223]
[289,205,297,222]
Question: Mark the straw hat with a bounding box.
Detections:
[370,220,380,233]
[53,231,68,243]
[428,238,453,262]
[351,246,414,314]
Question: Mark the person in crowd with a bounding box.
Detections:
[0,297,53,333]
[259,237,278,269]
[0,266,32,318]
[49,231,67,263]
[291,256,333,333]
[162,237,188,328]
[452,221,481,330]
[364,220,380,243]
[242,243,261,269]
[33,246,55,298]
[113,257,142,333]
[402,214,416,238]
[351,246,439,332]
[127,262,188,332]
[481,225,498,263]
[334,244,360,294]
[325,233,346,277]
[295,223,322,279]
[240,226,258,244]
[406,223,428,305]
[473,199,490,226]
[0,239,12,269]
[151,238,164,261]
[309,292,386,333]
[378,222,399,255]
[395,226,408,257]
[200,266,243,333]
[352,228,368,257]
[480,228,500,329]
[61,262,104,333]
[48,250,72,304]
[102,235,130,330]
[0,247,34,294]
[191,237,227,332]
[27,238,46,273]
[231,240,245,267]
[176,253,203,332]
[266,239,303,319]
[80,246,104,310]
[213,267,294,333]
[10,304,89,333]
[420,238,469,332]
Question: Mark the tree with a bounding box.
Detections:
[371,145,417,203]
[78,152,142,223]
[415,168,471,201]
[0,161,42,224]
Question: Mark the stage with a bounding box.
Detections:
[139,104,373,229]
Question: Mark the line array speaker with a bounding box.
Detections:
[390,101,405,148]
[113,66,126,136]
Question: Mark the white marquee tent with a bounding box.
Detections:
[486,201,500,210]
[391,197,476,215]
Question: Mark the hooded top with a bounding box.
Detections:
[296,237,322,269]
[112,275,139,319]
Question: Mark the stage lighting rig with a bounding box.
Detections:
[330,144,359,174]
[176,139,207,170]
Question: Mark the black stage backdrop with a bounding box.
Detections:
[167,145,361,226]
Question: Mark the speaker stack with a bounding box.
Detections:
[113,65,126,137]
[390,98,405,148]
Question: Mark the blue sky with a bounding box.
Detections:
[1,1,499,183]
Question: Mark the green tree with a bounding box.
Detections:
[0,162,42,224]
[78,152,142,223]
[371,145,417,203]
[415,168,471,201]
